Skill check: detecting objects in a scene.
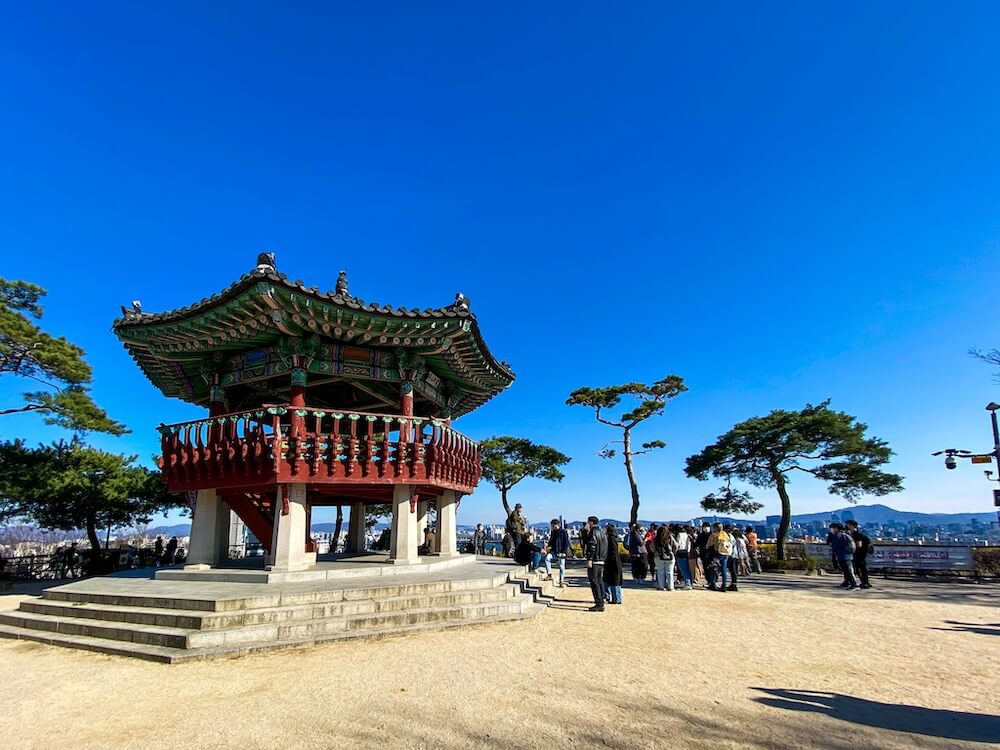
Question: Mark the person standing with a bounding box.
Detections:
[507,503,527,548]
[829,523,860,590]
[166,536,179,565]
[626,522,648,584]
[644,523,658,582]
[546,519,571,587]
[726,525,744,592]
[603,524,623,604]
[472,523,487,556]
[745,526,762,574]
[584,516,608,612]
[672,525,693,590]
[706,523,733,591]
[502,530,515,558]
[694,522,713,588]
[845,520,872,589]
[65,543,80,578]
[652,526,677,591]
[826,526,841,573]
[686,526,701,585]
[154,536,164,567]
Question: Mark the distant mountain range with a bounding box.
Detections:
[562,504,998,529]
[146,504,996,538]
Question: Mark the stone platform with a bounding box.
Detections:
[157,552,477,584]
[0,556,556,663]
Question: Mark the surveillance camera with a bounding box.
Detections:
[945,455,957,470]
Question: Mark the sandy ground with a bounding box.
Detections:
[1,570,998,750]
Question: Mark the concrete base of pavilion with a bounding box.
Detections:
[158,552,479,584]
[0,555,558,663]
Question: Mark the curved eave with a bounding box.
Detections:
[112,266,515,414]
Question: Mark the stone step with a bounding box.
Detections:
[0,561,555,662]
[4,587,534,650]
[0,603,549,663]
[0,608,356,649]
[0,610,192,649]
[0,622,182,663]
[21,598,378,630]
[372,586,513,613]
[25,584,517,630]
[41,574,512,613]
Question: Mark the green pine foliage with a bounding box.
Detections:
[567,376,687,524]
[685,400,903,559]
[0,278,126,435]
[479,436,571,516]
[0,439,183,550]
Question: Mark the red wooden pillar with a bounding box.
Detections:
[400,380,414,418]
[290,368,306,437]
[209,384,226,417]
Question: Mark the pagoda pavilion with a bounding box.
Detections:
[113,254,514,572]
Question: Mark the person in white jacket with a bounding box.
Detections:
[672,525,693,590]
[727,526,749,591]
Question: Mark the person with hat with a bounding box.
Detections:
[506,503,527,548]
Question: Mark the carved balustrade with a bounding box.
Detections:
[157,406,481,493]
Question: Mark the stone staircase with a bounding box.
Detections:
[0,562,556,663]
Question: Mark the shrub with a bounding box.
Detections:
[761,559,807,571]
[973,547,1000,577]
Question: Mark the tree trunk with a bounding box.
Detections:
[501,487,511,517]
[774,470,792,561]
[85,513,102,552]
[622,428,641,525]
[333,505,344,553]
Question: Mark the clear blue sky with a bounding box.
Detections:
[2,3,1000,526]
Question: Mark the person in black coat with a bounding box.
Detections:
[603,524,624,605]
[846,520,873,588]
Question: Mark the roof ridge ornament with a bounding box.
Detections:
[256,251,277,273]
[335,269,350,297]
[119,300,143,318]
[452,292,470,311]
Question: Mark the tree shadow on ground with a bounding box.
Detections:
[929,620,1000,637]
[752,688,1000,743]
[739,574,1000,609]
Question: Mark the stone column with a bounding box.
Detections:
[416,500,430,543]
[268,483,311,571]
[389,484,419,565]
[347,501,367,553]
[184,489,231,569]
[436,490,460,557]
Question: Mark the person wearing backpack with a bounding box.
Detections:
[652,526,678,590]
[829,522,860,590]
[706,522,734,592]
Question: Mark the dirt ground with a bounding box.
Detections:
[1,570,998,750]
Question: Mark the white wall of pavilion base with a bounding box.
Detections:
[436,490,460,557]
[389,484,420,564]
[267,483,311,572]
[184,489,232,569]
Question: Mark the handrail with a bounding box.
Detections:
[157,405,477,445]
[156,403,481,491]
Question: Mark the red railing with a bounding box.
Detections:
[157,406,481,493]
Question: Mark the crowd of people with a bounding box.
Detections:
[493,504,877,612]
